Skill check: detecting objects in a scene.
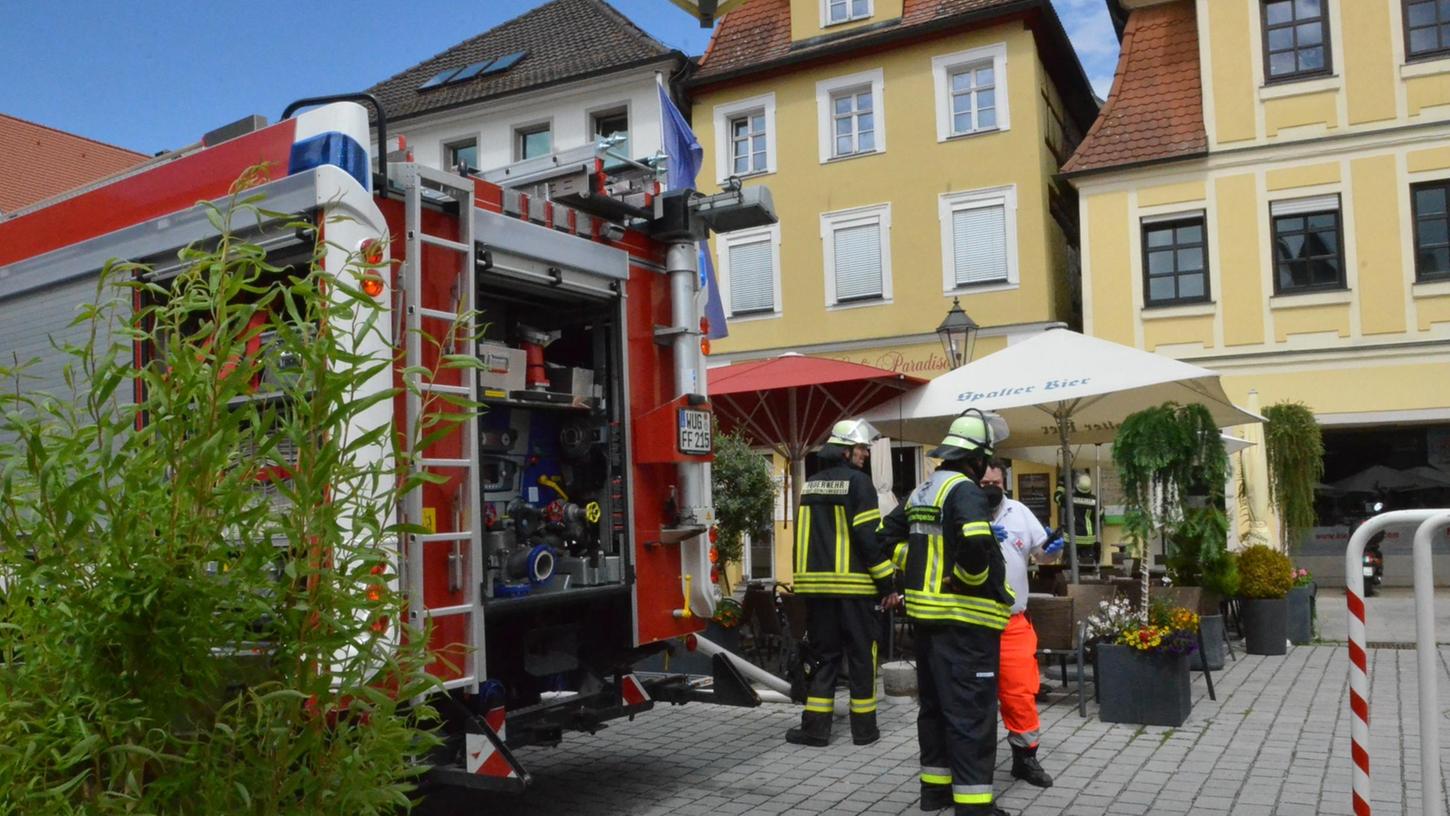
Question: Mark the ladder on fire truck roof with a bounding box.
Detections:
[396,163,485,694]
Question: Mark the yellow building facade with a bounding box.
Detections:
[1067,0,1450,557]
[690,0,1099,580]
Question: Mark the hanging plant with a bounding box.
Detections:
[1262,402,1323,552]
[1114,403,1230,614]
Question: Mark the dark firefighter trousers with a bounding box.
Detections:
[916,622,1001,809]
[798,596,879,735]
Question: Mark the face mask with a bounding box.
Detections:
[982,485,1004,510]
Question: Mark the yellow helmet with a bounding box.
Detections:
[827,418,881,447]
[928,409,1009,460]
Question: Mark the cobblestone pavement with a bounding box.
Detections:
[421,644,1450,815]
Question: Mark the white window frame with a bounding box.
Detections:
[717,224,782,320]
[587,101,631,153]
[816,69,886,163]
[822,0,872,26]
[932,43,1010,143]
[713,93,777,184]
[513,119,553,161]
[821,203,893,308]
[939,185,1019,293]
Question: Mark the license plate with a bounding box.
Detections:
[1363,566,1375,577]
[677,408,712,455]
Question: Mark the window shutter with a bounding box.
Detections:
[728,238,774,314]
[952,202,1007,285]
[833,222,883,300]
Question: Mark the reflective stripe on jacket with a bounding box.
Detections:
[878,469,1013,630]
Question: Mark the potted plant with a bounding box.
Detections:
[1089,598,1201,726]
[1237,545,1294,655]
[710,428,778,595]
[1192,551,1239,671]
[1263,401,1324,553]
[1286,567,1315,645]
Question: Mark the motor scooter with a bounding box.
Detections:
[1362,531,1385,597]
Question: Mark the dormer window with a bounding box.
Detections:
[825,0,870,26]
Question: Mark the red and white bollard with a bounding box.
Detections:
[1345,509,1450,816]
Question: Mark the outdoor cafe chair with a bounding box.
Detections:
[1029,595,1090,716]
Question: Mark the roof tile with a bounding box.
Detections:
[0,115,146,214]
[1061,0,1206,174]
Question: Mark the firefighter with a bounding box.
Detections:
[879,410,1015,816]
[979,460,1061,789]
[786,418,898,748]
[1054,472,1100,566]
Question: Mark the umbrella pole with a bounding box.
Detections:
[1059,415,1079,584]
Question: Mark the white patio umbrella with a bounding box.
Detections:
[864,327,1261,582]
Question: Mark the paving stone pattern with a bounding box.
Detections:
[423,645,1450,815]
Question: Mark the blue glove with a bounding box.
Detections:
[990,524,1009,543]
[1043,534,1065,555]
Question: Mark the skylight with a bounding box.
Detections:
[416,51,529,91]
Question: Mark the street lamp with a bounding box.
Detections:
[936,297,979,370]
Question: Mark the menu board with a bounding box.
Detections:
[1017,473,1052,528]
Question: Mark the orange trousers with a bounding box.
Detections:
[998,612,1040,748]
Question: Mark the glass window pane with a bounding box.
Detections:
[978,108,997,130]
[751,113,765,132]
[1422,246,1450,275]
[733,139,747,159]
[734,156,748,174]
[1417,186,1448,216]
[1149,277,1176,302]
[852,0,868,15]
[1276,216,1305,234]
[1266,1,1293,25]
[954,112,973,134]
[1295,0,1320,17]
[1441,0,1450,18]
[1306,212,1337,230]
[1307,230,1337,256]
[836,117,852,136]
[858,112,874,132]
[1412,26,1440,54]
[857,92,873,112]
[752,134,766,152]
[1146,227,1174,248]
[1420,218,1448,246]
[952,91,971,118]
[976,66,994,86]
[830,0,846,20]
[1179,274,1205,299]
[1278,263,1299,290]
[1177,247,1204,271]
[1278,233,1307,259]
[1268,27,1295,51]
[732,118,748,139]
[1177,223,1203,244]
[952,71,973,92]
[1299,46,1325,72]
[1441,22,1450,47]
[1311,257,1339,284]
[859,130,875,152]
[1410,1,1437,27]
[1296,21,1322,46]
[836,135,852,155]
[834,96,852,115]
[1270,50,1298,76]
[978,88,996,109]
[521,128,551,159]
[752,150,767,171]
[1148,250,1175,275]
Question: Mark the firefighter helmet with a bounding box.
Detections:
[827,418,881,447]
[1076,473,1093,493]
[928,409,1009,460]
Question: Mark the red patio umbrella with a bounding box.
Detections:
[708,354,925,525]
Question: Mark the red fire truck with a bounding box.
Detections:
[0,97,774,791]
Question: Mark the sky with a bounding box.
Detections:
[0,0,1118,156]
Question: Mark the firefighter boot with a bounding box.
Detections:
[850,711,880,746]
[918,784,951,811]
[785,711,831,747]
[1010,744,1053,788]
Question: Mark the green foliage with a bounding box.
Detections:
[0,186,455,813]
[1113,403,1230,588]
[1262,401,1324,550]
[1237,545,1294,599]
[711,430,776,587]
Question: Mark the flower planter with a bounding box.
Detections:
[1190,614,1226,671]
[1097,643,1192,727]
[1286,585,1314,645]
[1240,598,1288,655]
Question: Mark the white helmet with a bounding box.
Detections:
[928,409,1009,460]
[1076,473,1093,493]
[827,418,881,447]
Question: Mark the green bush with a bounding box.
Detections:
[0,185,453,813]
[711,430,776,592]
[1236,545,1294,599]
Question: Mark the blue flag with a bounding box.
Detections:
[659,84,729,340]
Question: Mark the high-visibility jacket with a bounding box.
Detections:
[793,451,894,597]
[878,469,1014,631]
